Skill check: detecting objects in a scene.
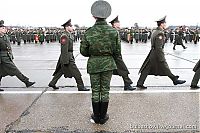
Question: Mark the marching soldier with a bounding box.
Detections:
[0,20,35,91]
[10,30,16,44]
[134,29,139,43]
[27,30,31,43]
[16,29,22,45]
[80,0,120,124]
[173,27,187,50]
[109,16,135,91]
[45,29,50,43]
[30,30,34,43]
[184,28,190,43]
[22,30,28,44]
[169,29,174,43]
[48,19,89,91]
[193,29,199,44]
[136,16,186,89]
[190,59,200,89]
[38,30,45,44]
[142,29,148,43]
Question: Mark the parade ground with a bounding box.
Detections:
[0,41,199,133]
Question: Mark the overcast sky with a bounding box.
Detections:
[1,0,200,27]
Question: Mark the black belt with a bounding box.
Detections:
[68,50,73,52]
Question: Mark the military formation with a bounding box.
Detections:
[119,25,200,48]
[6,27,85,45]
[0,0,200,125]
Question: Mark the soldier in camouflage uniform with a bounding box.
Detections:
[0,20,35,91]
[109,16,135,91]
[48,19,89,91]
[80,0,120,124]
[136,16,186,89]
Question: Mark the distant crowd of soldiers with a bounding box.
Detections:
[6,28,86,45]
[5,26,200,47]
[119,27,200,45]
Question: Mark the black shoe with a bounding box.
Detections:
[48,84,59,90]
[173,48,176,50]
[124,85,136,91]
[0,88,4,91]
[190,85,200,89]
[173,80,186,85]
[175,75,179,79]
[184,47,187,49]
[136,84,147,89]
[78,87,90,91]
[25,81,35,88]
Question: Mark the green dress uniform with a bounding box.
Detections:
[49,20,88,91]
[0,21,35,90]
[191,60,200,89]
[137,17,186,89]
[173,30,186,50]
[109,16,135,90]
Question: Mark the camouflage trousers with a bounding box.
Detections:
[90,70,112,103]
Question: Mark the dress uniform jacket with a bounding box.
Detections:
[193,59,200,72]
[0,34,19,77]
[174,31,183,45]
[139,27,172,76]
[112,29,129,76]
[53,31,81,78]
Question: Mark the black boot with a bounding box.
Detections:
[0,77,3,91]
[124,85,136,91]
[136,84,147,89]
[0,76,2,86]
[100,102,109,124]
[172,76,186,85]
[78,86,90,91]
[25,81,35,87]
[190,85,200,89]
[91,102,100,124]
[48,84,59,90]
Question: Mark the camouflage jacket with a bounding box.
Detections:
[80,20,121,74]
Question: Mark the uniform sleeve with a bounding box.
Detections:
[80,34,90,57]
[113,32,121,57]
[60,35,70,64]
[154,33,165,62]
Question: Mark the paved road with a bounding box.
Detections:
[0,40,199,133]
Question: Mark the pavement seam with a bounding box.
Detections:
[5,87,48,133]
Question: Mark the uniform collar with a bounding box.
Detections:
[157,26,164,31]
[95,20,107,25]
[0,33,4,37]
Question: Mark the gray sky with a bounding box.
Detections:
[1,0,200,27]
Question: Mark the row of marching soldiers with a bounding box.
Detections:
[119,28,152,44]
[119,26,200,45]
[165,27,200,44]
[6,28,85,45]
